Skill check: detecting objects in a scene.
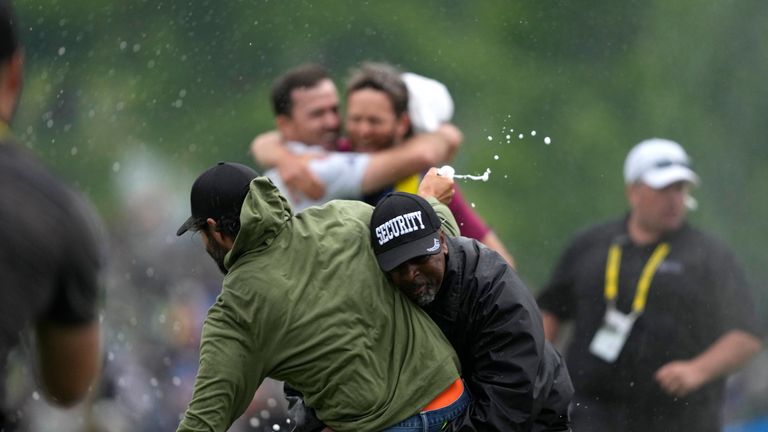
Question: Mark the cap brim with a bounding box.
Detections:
[176,216,196,236]
[642,166,699,189]
[376,232,442,272]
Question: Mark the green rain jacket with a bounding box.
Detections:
[177,178,460,432]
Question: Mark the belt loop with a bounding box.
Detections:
[420,412,428,432]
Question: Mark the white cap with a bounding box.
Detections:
[624,138,700,189]
[401,72,454,133]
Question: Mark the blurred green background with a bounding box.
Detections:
[15,0,767,302]
[9,0,768,426]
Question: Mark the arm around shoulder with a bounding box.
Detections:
[361,123,462,193]
[250,130,288,168]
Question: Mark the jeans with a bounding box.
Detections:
[381,386,470,432]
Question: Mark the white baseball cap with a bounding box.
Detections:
[402,72,454,133]
[623,138,700,189]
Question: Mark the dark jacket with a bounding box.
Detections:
[287,234,573,432]
[431,236,573,432]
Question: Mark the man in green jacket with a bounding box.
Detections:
[175,162,467,432]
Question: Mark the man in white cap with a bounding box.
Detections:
[537,138,763,431]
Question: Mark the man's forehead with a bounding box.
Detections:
[346,88,397,116]
[634,180,690,192]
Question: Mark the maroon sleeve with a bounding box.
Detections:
[448,186,491,241]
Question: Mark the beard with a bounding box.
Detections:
[405,282,438,306]
[205,238,229,275]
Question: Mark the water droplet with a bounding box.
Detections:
[470,202,476,208]
[249,417,260,427]
[487,135,493,141]
[179,89,187,98]
[518,133,524,139]
[267,398,278,408]
[146,267,155,278]
[172,376,181,387]
[70,147,78,156]
[57,47,66,56]
[150,377,159,387]
[260,409,271,419]
[272,425,281,431]
[531,130,537,136]
[133,44,141,52]
[505,135,511,140]
[119,41,127,50]
[112,162,121,172]
[544,137,552,145]
[493,155,499,160]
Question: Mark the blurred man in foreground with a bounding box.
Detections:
[371,192,572,431]
[175,164,468,432]
[0,0,103,428]
[537,138,763,431]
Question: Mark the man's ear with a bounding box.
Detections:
[395,113,411,142]
[439,230,448,254]
[626,183,639,210]
[276,114,294,136]
[205,218,224,243]
[206,218,236,249]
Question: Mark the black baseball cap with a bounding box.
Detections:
[176,162,259,236]
[370,192,443,272]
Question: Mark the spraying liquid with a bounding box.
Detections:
[437,165,491,182]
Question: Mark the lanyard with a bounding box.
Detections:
[604,241,670,315]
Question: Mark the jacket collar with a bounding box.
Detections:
[426,236,463,322]
[224,177,293,270]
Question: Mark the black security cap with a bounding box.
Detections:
[370,192,442,272]
[176,162,258,236]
